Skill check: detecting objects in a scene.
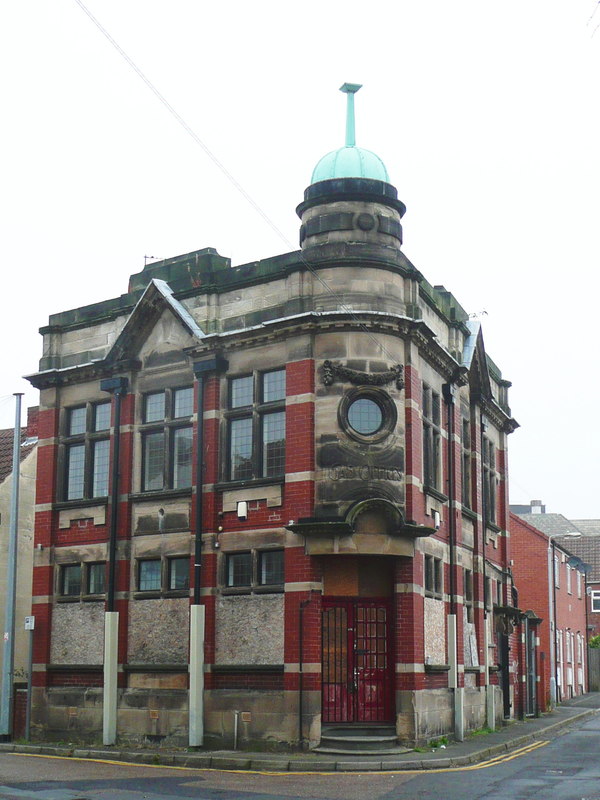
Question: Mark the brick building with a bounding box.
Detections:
[26,85,518,749]
[513,501,600,640]
[510,512,587,711]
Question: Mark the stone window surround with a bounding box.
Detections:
[422,383,442,492]
[56,561,106,602]
[133,555,190,599]
[60,400,112,502]
[220,547,285,596]
[140,385,194,493]
[424,554,443,599]
[224,368,286,483]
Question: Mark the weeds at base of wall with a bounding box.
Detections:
[427,735,449,749]
[468,726,495,737]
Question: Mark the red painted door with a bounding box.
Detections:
[322,598,393,723]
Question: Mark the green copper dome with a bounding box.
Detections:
[310,83,390,184]
[311,146,389,183]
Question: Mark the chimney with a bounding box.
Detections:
[26,406,39,439]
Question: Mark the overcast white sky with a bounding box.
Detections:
[1,1,599,517]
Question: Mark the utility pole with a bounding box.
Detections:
[0,393,23,740]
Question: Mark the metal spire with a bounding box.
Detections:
[340,83,362,147]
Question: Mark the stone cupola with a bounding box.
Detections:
[297,84,406,263]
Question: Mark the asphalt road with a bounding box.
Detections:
[1,714,599,800]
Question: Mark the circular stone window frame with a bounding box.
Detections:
[338,387,397,444]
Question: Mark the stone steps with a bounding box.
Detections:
[314,725,410,755]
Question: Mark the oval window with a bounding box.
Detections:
[347,397,383,435]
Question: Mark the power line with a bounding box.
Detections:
[73,0,422,368]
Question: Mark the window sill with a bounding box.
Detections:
[461,507,477,522]
[221,585,284,596]
[54,498,108,511]
[47,663,102,672]
[485,520,502,533]
[130,489,192,502]
[133,590,189,600]
[56,596,81,603]
[424,664,450,673]
[215,477,284,492]
[424,486,448,504]
[424,592,444,601]
[123,663,187,673]
[212,664,284,674]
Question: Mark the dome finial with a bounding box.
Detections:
[340,82,362,147]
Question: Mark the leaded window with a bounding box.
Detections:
[422,385,441,490]
[227,369,286,481]
[141,387,193,492]
[63,401,111,501]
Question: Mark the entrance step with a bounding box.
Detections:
[314,725,410,755]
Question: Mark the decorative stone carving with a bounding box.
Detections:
[322,360,404,390]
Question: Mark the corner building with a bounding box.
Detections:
[27,86,518,749]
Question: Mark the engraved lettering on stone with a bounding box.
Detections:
[328,465,403,481]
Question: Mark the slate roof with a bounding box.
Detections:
[0,426,37,485]
[513,512,600,583]
[513,513,582,538]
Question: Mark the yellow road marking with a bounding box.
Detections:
[8,740,549,777]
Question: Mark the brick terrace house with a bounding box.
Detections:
[26,85,519,750]
[513,502,600,640]
[510,511,587,711]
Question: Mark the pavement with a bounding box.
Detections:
[1,693,599,773]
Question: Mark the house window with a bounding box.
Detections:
[259,549,285,585]
[227,370,286,481]
[61,564,81,596]
[87,562,106,595]
[59,562,106,599]
[591,590,600,612]
[136,556,190,595]
[566,632,573,663]
[422,385,441,490]
[138,559,161,591]
[141,387,193,492]
[168,557,190,590]
[338,388,397,444]
[464,568,474,623]
[554,555,560,588]
[482,437,497,524]
[567,565,572,595]
[63,401,111,500]
[224,549,284,592]
[424,555,443,598]
[577,570,582,598]
[226,552,252,587]
[461,418,472,508]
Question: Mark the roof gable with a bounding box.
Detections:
[462,321,493,400]
[104,280,205,366]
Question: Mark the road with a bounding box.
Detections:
[0,714,599,800]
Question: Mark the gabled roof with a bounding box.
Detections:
[462,321,493,400]
[105,279,205,366]
[0,427,37,484]
[513,511,600,581]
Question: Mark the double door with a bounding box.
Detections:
[322,598,393,723]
